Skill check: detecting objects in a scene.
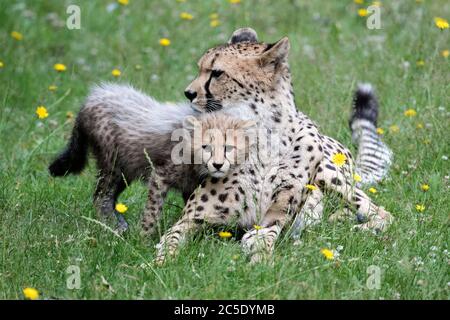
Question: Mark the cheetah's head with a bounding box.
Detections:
[184,28,290,112]
[184,114,256,178]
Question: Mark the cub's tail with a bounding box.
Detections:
[349,83,392,185]
[48,117,88,177]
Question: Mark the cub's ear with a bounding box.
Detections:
[183,116,200,130]
[228,27,258,44]
[259,37,290,66]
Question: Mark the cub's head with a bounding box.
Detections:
[184,114,256,178]
[184,28,291,112]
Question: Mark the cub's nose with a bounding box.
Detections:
[184,90,197,102]
[212,163,223,170]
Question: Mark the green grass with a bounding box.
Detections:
[0,0,449,299]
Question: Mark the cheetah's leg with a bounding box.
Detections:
[141,174,170,236]
[93,171,128,233]
[291,186,324,237]
[317,167,393,232]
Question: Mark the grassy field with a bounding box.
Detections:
[0,0,449,300]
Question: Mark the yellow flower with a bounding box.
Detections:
[389,125,400,133]
[36,106,49,119]
[180,12,193,20]
[306,184,317,191]
[218,231,232,239]
[416,59,425,67]
[353,173,362,183]
[421,184,430,192]
[115,203,128,214]
[358,9,368,17]
[117,0,129,5]
[320,248,334,260]
[48,85,57,91]
[354,0,364,4]
[376,127,384,135]
[210,19,220,27]
[23,287,39,300]
[331,153,347,167]
[0,61,4,68]
[229,0,241,3]
[66,111,74,119]
[368,187,377,194]
[415,204,425,212]
[404,109,417,117]
[416,123,424,129]
[11,31,23,41]
[442,50,449,58]
[209,13,219,20]
[159,38,171,46]
[53,63,67,72]
[253,225,263,231]
[111,69,121,77]
[434,17,449,30]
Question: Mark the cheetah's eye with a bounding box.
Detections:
[225,145,235,153]
[211,69,224,78]
[202,145,212,152]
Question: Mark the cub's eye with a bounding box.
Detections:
[202,145,212,152]
[225,145,235,153]
[211,69,224,78]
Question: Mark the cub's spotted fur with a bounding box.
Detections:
[49,86,253,234]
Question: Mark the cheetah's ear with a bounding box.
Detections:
[228,27,258,44]
[183,116,200,130]
[259,37,290,66]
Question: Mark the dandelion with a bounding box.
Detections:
[48,85,57,91]
[11,31,23,41]
[115,203,128,214]
[434,17,449,30]
[159,38,171,46]
[389,125,400,133]
[331,152,347,167]
[210,19,220,27]
[416,123,424,129]
[253,225,263,231]
[180,12,193,20]
[353,173,362,183]
[36,106,49,119]
[306,184,317,191]
[421,184,430,192]
[358,9,368,17]
[416,59,425,67]
[66,111,74,119]
[117,0,129,5]
[0,61,4,68]
[368,187,377,194]
[218,231,232,239]
[320,248,334,260]
[209,13,219,20]
[229,0,241,4]
[415,204,425,212]
[111,68,121,77]
[442,50,449,58]
[23,287,39,300]
[404,109,417,117]
[53,63,67,72]
[376,127,384,135]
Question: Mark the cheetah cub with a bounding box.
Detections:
[49,83,255,234]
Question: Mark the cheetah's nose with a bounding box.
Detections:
[184,90,197,102]
[212,163,223,170]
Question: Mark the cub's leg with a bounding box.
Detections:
[317,162,393,232]
[141,174,170,236]
[93,170,128,233]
